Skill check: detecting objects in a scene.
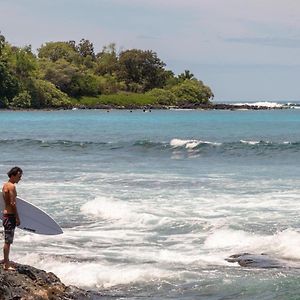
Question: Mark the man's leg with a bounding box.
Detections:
[3,222,15,270]
[3,242,11,269]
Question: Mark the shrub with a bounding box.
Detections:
[171,79,213,104]
[29,79,71,108]
[146,88,176,105]
[11,91,32,108]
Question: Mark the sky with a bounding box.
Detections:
[1,0,300,102]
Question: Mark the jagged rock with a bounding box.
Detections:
[0,263,98,300]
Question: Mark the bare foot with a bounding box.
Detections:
[3,264,16,271]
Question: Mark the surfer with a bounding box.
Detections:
[2,166,22,271]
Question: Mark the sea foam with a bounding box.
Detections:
[80,196,159,227]
[234,101,284,108]
[204,228,300,260]
[16,253,172,288]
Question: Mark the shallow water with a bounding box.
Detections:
[1,109,300,299]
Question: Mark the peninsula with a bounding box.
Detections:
[0,32,212,110]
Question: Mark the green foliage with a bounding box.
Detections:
[0,34,214,109]
[146,88,176,105]
[38,39,96,68]
[14,47,37,81]
[11,91,32,108]
[117,49,168,92]
[178,70,195,81]
[38,42,79,63]
[41,59,100,97]
[171,79,213,104]
[41,59,80,95]
[97,75,126,94]
[0,32,5,57]
[29,79,70,108]
[73,93,156,107]
[0,62,20,107]
[76,39,96,68]
[0,97,9,108]
[70,73,100,97]
[95,43,118,76]
[77,38,95,59]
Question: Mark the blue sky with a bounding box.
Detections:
[1,0,300,101]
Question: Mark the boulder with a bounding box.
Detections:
[225,253,298,269]
[0,262,98,300]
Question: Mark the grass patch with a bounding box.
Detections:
[71,93,157,107]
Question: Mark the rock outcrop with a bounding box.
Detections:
[226,253,300,269]
[0,263,98,300]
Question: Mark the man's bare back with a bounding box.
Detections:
[2,182,18,215]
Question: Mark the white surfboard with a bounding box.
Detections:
[0,195,63,235]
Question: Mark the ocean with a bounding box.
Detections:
[1,106,300,299]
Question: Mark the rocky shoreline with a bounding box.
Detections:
[0,102,293,111]
[71,102,290,110]
[0,263,99,300]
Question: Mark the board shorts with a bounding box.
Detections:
[2,214,16,244]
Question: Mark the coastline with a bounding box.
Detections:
[69,100,293,110]
[0,102,294,111]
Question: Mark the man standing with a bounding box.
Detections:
[2,166,22,270]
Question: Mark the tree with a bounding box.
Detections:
[117,49,168,92]
[146,88,176,105]
[178,70,194,81]
[171,79,213,104]
[0,62,20,107]
[41,59,100,97]
[77,38,95,59]
[38,42,79,62]
[11,91,32,108]
[41,59,80,94]
[97,75,126,94]
[28,79,70,108]
[95,43,118,76]
[15,47,37,81]
[0,34,215,108]
[0,32,5,57]
[70,73,100,97]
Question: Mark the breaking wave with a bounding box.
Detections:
[1,138,300,156]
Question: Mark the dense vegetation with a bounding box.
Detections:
[0,32,214,109]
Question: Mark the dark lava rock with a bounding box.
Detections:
[225,253,300,269]
[0,263,99,300]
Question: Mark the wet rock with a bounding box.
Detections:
[226,253,295,269]
[0,263,98,300]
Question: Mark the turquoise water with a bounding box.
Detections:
[1,109,300,299]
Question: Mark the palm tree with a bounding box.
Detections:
[178,69,194,81]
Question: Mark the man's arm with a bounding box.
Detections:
[8,187,20,226]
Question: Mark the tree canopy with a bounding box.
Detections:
[117,49,168,92]
[0,33,214,109]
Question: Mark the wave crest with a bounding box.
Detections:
[1,138,300,156]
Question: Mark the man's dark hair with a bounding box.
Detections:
[7,166,23,178]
